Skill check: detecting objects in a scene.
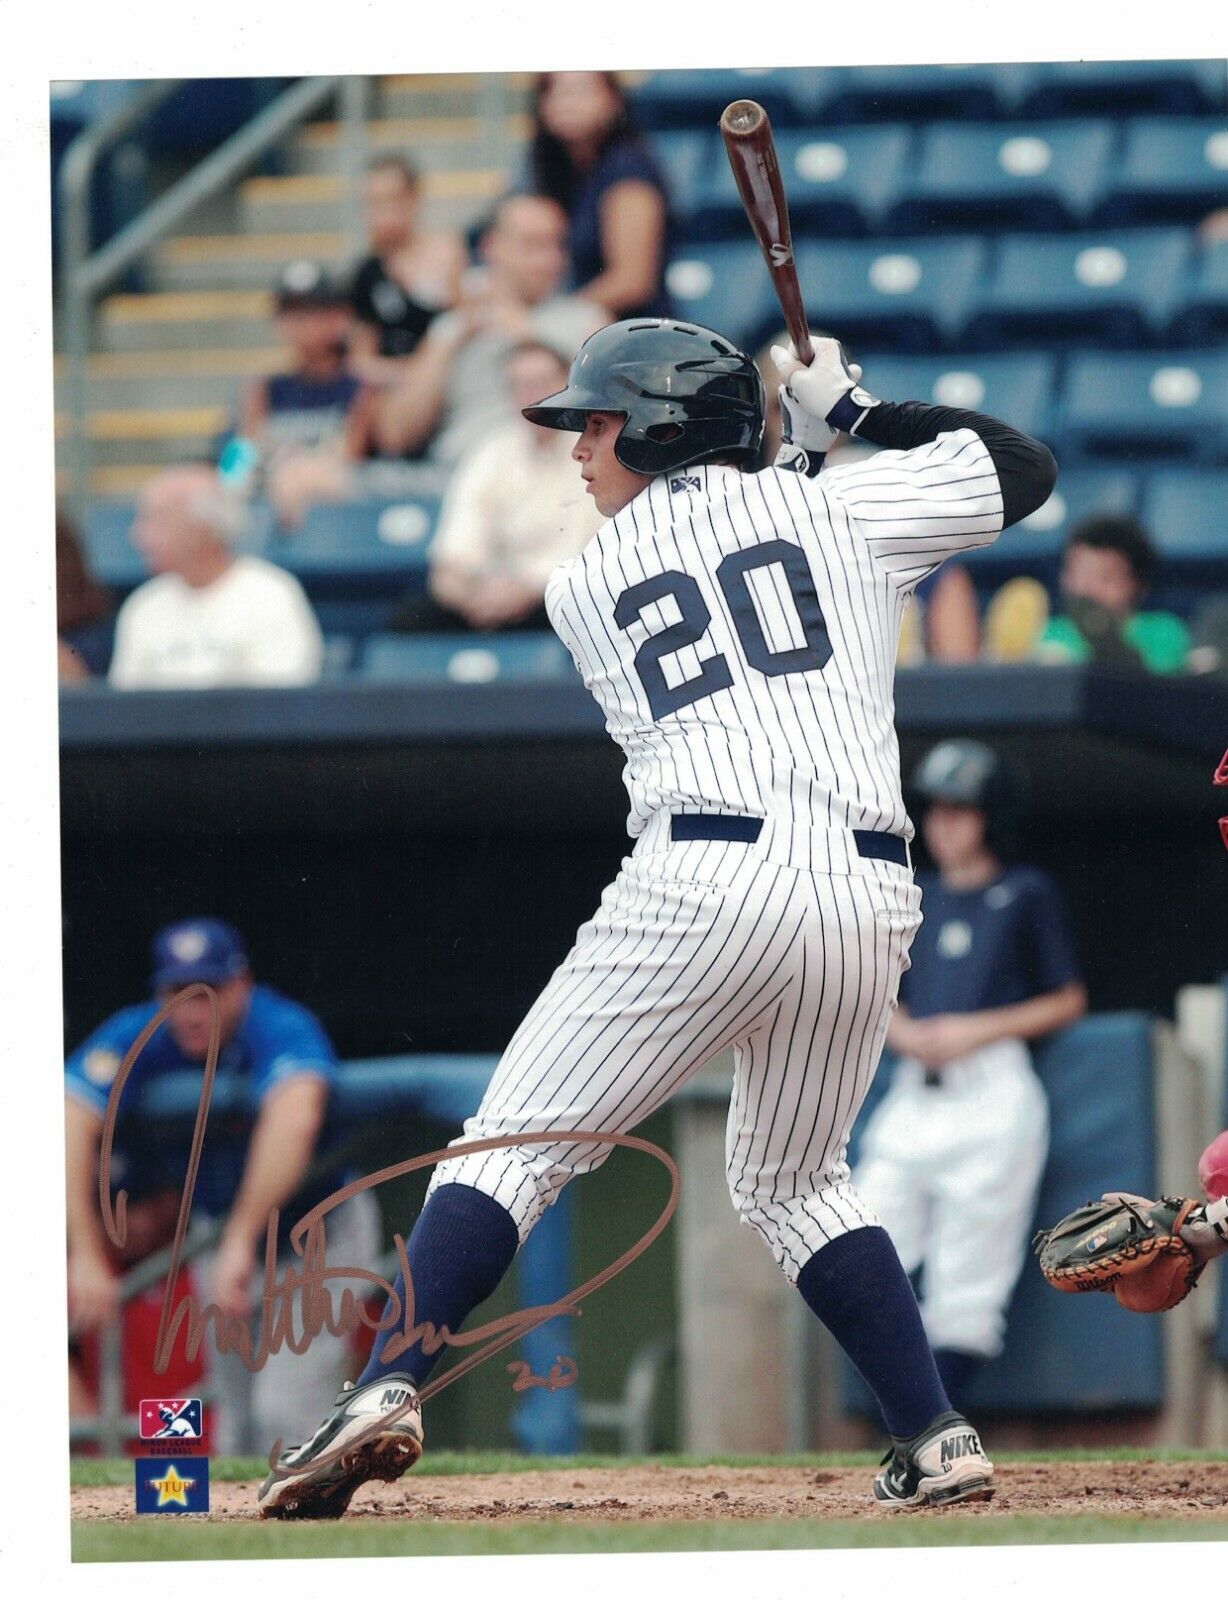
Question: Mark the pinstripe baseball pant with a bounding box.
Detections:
[428,828,922,1281]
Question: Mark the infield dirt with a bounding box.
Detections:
[72,1459,1228,1524]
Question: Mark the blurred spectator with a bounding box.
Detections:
[1188,596,1228,678]
[1033,515,1189,673]
[349,155,467,386]
[109,465,323,688]
[57,505,112,680]
[526,71,673,319]
[65,918,379,1453]
[391,341,603,633]
[855,742,1086,1410]
[240,261,376,529]
[376,194,606,465]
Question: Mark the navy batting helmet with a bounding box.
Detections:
[910,739,1023,856]
[522,318,765,475]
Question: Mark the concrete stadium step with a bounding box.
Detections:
[99,291,275,353]
[238,167,505,236]
[57,404,230,466]
[151,232,348,291]
[56,349,281,410]
[286,114,528,179]
[56,462,168,498]
[375,72,532,120]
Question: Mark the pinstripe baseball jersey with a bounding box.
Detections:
[544,430,1004,857]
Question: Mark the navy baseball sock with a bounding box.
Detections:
[356,1183,520,1389]
[796,1226,951,1441]
[933,1347,986,1411]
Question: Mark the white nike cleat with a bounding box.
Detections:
[872,1410,995,1510]
[257,1373,423,1520]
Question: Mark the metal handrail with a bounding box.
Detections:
[58,74,371,507]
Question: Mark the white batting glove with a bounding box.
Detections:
[772,338,879,472]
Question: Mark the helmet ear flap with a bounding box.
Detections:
[644,422,685,444]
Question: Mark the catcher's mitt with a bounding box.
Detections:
[1033,1194,1206,1313]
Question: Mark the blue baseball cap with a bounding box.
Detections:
[150,919,250,991]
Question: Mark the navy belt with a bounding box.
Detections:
[669,813,909,867]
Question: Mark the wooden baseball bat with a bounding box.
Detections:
[719,98,813,364]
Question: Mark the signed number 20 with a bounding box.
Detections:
[613,539,832,719]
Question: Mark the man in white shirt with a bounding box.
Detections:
[108,466,324,689]
[391,341,604,632]
[375,195,607,467]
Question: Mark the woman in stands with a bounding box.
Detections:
[349,155,468,389]
[527,72,673,320]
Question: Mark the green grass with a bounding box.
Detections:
[72,1513,1228,1563]
[70,1445,1228,1488]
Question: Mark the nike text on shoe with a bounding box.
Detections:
[872,1410,994,1510]
[257,1375,423,1519]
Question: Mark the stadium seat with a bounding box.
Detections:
[1057,351,1228,463]
[854,352,1055,441]
[320,635,356,680]
[1019,59,1228,118]
[1140,470,1228,563]
[664,243,780,351]
[965,229,1192,349]
[1096,117,1228,225]
[82,498,273,595]
[822,63,1031,123]
[960,467,1139,582]
[276,498,438,598]
[649,131,715,234]
[886,120,1116,233]
[843,1015,1165,1415]
[690,126,912,240]
[1168,240,1228,344]
[361,632,574,684]
[630,68,828,131]
[791,238,986,353]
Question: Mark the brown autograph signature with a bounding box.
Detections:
[95,986,679,1480]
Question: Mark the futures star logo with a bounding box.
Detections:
[149,1466,195,1507]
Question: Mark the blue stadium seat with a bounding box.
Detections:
[1140,470,1228,563]
[1096,117,1228,225]
[887,120,1116,233]
[648,131,715,233]
[960,468,1139,581]
[630,68,829,131]
[822,63,1031,123]
[856,352,1055,441]
[81,501,147,594]
[792,238,987,352]
[82,499,273,594]
[1058,351,1228,463]
[843,1015,1164,1416]
[1020,60,1228,118]
[966,229,1192,349]
[1168,240,1228,344]
[361,632,573,684]
[276,498,438,598]
[690,126,913,240]
[664,244,780,350]
[320,635,356,680]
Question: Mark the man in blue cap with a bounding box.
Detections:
[64,918,380,1452]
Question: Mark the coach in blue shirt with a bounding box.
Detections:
[65,919,379,1450]
[854,742,1087,1410]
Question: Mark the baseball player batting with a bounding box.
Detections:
[258,316,1057,1519]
